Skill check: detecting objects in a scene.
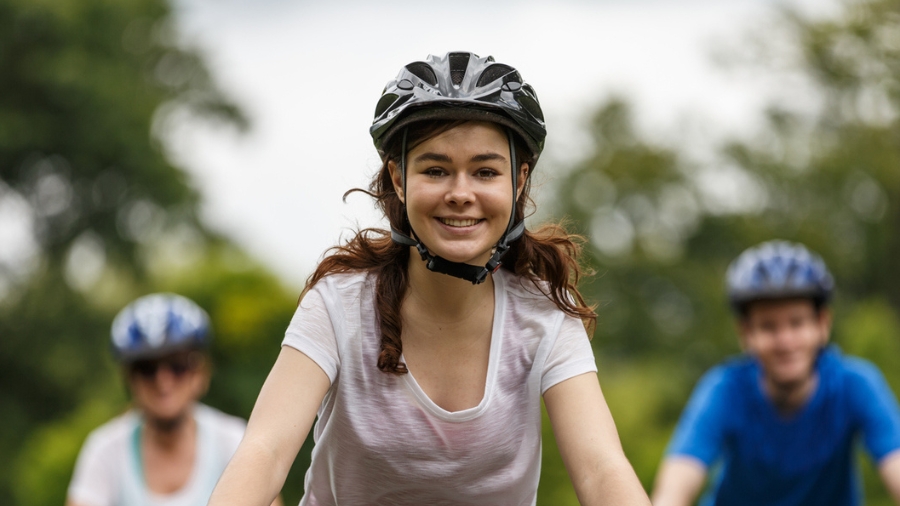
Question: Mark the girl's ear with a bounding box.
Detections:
[388,161,404,203]
[516,162,529,201]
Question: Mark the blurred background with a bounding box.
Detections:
[2,0,900,504]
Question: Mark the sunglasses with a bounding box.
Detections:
[130,354,199,380]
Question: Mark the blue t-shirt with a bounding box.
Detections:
[666,345,900,506]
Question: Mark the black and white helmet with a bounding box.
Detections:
[371,51,546,159]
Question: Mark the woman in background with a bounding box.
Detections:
[67,293,280,506]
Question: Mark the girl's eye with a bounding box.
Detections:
[423,167,444,177]
[476,168,500,179]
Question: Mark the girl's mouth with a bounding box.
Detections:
[438,218,480,227]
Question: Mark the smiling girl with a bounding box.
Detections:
[208,51,649,506]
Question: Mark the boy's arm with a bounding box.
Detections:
[650,456,707,506]
[651,367,728,506]
[852,361,900,504]
[879,450,900,504]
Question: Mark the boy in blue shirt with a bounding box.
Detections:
[651,240,900,506]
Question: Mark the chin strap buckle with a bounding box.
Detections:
[390,219,526,285]
[425,256,489,285]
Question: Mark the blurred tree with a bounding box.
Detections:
[551,0,900,500]
[0,0,246,280]
[0,0,258,504]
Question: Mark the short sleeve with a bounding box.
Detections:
[67,432,115,506]
[848,361,900,462]
[540,315,597,394]
[282,285,340,383]
[666,367,729,467]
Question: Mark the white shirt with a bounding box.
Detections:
[67,403,246,506]
[282,269,597,506]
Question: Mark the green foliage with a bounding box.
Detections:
[0,270,116,504]
[835,298,900,390]
[0,0,245,272]
[557,98,740,369]
[0,0,254,503]
[598,357,694,488]
[12,392,124,506]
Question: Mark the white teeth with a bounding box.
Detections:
[440,218,479,227]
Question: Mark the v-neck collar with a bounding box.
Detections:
[400,270,507,422]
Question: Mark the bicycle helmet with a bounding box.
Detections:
[726,240,834,314]
[110,293,211,362]
[370,51,546,284]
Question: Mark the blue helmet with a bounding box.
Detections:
[110,293,211,362]
[726,240,834,314]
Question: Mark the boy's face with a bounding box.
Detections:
[739,298,831,390]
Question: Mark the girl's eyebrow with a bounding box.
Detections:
[412,152,451,164]
[470,152,507,163]
[412,152,507,164]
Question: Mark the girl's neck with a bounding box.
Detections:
[406,255,495,321]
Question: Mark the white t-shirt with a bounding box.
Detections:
[67,403,246,506]
[282,269,598,506]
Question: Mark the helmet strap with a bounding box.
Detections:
[401,127,408,205]
[390,127,525,285]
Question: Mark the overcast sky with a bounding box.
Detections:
[162,0,828,288]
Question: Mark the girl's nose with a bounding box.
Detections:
[445,174,473,205]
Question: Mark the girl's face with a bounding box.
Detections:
[389,121,527,267]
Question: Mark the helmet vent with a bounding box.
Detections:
[520,95,544,121]
[405,62,437,86]
[476,64,517,87]
[374,93,399,118]
[448,52,470,86]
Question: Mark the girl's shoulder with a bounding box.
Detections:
[496,269,558,309]
[312,270,376,296]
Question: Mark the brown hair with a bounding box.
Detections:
[304,120,596,374]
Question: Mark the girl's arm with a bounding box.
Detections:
[208,346,331,506]
[544,372,651,506]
